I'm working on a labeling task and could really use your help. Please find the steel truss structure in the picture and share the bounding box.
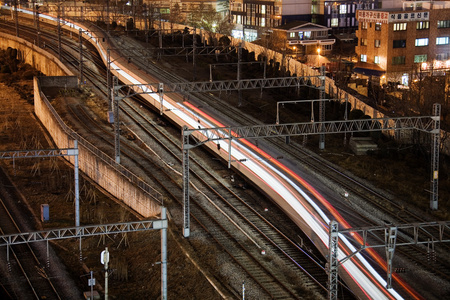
[0,212,168,300]
[109,75,322,163]
[0,143,81,226]
[182,104,440,237]
[156,45,239,57]
[328,220,450,300]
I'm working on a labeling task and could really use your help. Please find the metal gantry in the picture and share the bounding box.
[0,211,168,300]
[0,142,81,226]
[109,75,322,164]
[275,98,339,125]
[327,220,450,300]
[182,106,440,237]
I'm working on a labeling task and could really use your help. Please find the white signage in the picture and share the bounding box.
[389,11,429,22]
[357,10,430,24]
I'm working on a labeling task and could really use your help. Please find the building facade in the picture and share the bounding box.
[324,0,379,33]
[230,0,383,41]
[355,1,450,85]
[273,21,335,55]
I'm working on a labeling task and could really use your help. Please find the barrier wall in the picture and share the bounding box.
[34,77,162,217]
[0,32,72,76]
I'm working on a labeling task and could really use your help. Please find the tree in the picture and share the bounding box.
[168,3,184,32]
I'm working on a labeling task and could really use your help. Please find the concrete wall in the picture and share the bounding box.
[0,32,72,76]
[34,76,162,217]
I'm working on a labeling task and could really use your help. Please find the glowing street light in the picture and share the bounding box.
[317,47,321,66]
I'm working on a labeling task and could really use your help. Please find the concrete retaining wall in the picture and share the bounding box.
[34,77,162,217]
[0,32,72,76]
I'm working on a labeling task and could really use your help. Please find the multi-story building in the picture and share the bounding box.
[355,1,450,86]
[324,0,379,33]
[230,0,382,41]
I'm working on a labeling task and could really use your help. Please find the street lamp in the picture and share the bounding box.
[317,47,321,66]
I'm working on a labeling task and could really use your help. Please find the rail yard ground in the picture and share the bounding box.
[0,80,226,299]
[1,39,450,299]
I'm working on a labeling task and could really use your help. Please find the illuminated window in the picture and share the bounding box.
[374,56,380,64]
[361,22,367,29]
[331,18,338,27]
[416,21,429,30]
[437,20,450,28]
[393,40,406,48]
[436,37,449,45]
[415,38,428,46]
[375,23,382,30]
[261,5,266,14]
[393,23,407,31]
[414,54,427,63]
[261,18,265,27]
[375,40,381,48]
[392,56,405,65]
[290,32,295,38]
[360,54,367,62]
[360,38,367,46]
[339,4,347,14]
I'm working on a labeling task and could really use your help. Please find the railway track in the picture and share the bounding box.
[62,82,331,298]
[0,167,63,299]
[2,10,449,299]
[100,26,450,298]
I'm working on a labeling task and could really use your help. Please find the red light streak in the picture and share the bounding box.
[183,101,423,299]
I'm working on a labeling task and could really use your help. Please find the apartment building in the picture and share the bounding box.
[230,0,382,41]
[355,1,450,85]
[324,0,378,33]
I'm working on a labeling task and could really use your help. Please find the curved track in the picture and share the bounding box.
[1,6,449,300]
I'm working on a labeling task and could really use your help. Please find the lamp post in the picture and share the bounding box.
[317,47,321,67]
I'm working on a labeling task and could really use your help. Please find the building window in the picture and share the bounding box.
[339,4,347,14]
[289,32,295,38]
[360,54,367,62]
[360,38,367,46]
[374,56,380,64]
[416,21,429,30]
[261,5,266,14]
[375,23,382,30]
[361,22,367,30]
[437,20,450,28]
[375,40,381,48]
[392,56,406,65]
[393,23,407,31]
[436,53,449,60]
[261,18,265,27]
[436,37,449,45]
[331,18,338,27]
[415,38,429,46]
[393,40,406,48]
[414,54,427,63]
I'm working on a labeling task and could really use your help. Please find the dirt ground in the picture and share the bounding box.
[0,81,227,299]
